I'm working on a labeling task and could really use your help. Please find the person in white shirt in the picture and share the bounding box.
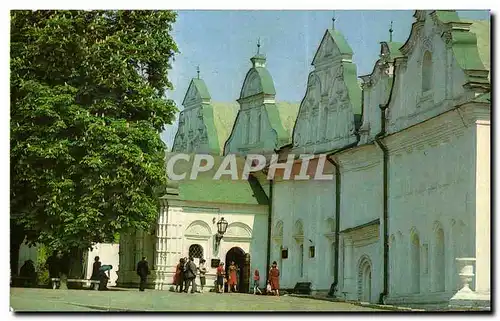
[198,259,207,293]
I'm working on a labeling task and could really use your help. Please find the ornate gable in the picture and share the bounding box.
[312,29,354,66]
[386,10,490,135]
[292,29,361,154]
[182,79,211,107]
[225,52,291,156]
[358,41,401,144]
[173,78,215,154]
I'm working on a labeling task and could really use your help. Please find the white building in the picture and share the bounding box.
[118,10,490,309]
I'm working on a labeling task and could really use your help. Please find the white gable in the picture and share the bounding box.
[292,31,359,154]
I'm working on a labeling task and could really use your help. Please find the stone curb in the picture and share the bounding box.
[288,294,425,312]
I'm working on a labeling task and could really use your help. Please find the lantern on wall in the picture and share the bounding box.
[215,217,228,251]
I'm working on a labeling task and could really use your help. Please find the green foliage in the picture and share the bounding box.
[36,245,49,285]
[11,10,178,251]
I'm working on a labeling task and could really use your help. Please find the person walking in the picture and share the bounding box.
[253,269,262,294]
[269,261,280,296]
[228,261,238,293]
[216,262,225,293]
[198,259,207,293]
[136,256,150,292]
[184,257,197,294]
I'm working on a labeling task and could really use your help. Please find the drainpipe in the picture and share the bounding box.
[265,179,273,285]
[325,136,360,297]
[375,104,389,305]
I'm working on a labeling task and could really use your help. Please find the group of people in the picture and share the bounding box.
[90,256,113,290]
[173,257,207,293]
[137,255,281,295]
[215,261,242,293]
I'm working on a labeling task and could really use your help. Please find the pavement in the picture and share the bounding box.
[10,287,386,312]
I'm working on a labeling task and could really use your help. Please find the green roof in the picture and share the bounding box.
[467,20,490,73]
[164,155,268,205]
[343,62,362,117]
[327,29,354,55]
[181,78,211,105]
[264,102,300,147]
[431,11,490,87]
[276,102,300,140]
[211,102,239,153]
[239,67,276,99]
[387,42,404,59]
[312,29,354,65]
[176,178,268,205]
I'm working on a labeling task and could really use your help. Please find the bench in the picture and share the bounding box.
[11,276,37,287]
[293,282,312,295]
[50,278,100,290]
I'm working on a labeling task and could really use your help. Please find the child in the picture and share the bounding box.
[266,281,272,295]
[253,269,262,294]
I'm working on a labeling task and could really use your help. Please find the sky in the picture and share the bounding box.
[160,10,490,147]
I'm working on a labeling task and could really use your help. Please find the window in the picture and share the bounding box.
[422,51,432,92]
[255,111,261,144]
[189,244,204,260]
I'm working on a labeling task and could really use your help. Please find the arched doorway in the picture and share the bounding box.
[225,247,250,293]
[358,256,372,302]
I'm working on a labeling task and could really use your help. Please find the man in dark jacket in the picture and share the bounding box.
[136,256,150,292]
[184,257,197,294]
[90,256,101,290]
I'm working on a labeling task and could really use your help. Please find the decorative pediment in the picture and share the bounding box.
[185,220,212,239]
[224,222,252,240]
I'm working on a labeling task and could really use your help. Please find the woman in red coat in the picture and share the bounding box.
[269,261,280,296]
[228,261,238,292]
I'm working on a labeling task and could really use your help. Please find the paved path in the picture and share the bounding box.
[10,288,384,312]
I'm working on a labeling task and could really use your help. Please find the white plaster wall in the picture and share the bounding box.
[337,146,383,230]
[387,113,476,299]
[272,180,336,290]
[18,241,38,274]
[151,202,268,291]
[86,243,120,286]
[474,120,490,293]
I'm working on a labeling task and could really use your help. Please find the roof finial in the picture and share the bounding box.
[389,20,393,42]
[196,65,200,79]
[257,37,261,54]
[332,11,336,30]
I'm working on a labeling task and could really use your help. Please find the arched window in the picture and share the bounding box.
[189,244,204,260]
[255,111,261,144]
[422,51,432,92]
[410,230,421,294]
[433,226,445,292]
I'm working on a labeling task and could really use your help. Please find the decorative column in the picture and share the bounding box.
[154,205,167,290]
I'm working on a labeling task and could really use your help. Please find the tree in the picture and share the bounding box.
[10,10,178,258]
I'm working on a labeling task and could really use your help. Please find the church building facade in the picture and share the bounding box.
[117,10,490,309]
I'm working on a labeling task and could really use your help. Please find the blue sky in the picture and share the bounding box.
[161,10,490,147]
